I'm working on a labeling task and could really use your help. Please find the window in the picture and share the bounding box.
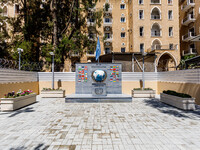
[140,27,144,36]
[120,4,125,9]
[15,4,20,15]
[105,18,111,23]
[121,47,126,53]
[140,43,144,53]
[168,0,172,5]
[105,48,111,54]
[168,10,173,20]
[121,17,126,22]
[139,10,144,19]
[121,32,126,38]
[169,27,173,36]
[139,0,143,4]
[105,33,111,39]
[169,44,173,50]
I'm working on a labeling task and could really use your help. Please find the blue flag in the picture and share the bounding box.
[95,36,101,61]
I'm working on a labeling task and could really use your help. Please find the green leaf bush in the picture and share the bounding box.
[134,88,153,90]
[163,90,192,98]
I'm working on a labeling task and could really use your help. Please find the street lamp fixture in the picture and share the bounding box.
[49,52,55,89]
[17,48,23,70]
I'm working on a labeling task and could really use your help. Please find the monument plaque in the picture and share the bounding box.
[66,63,132,102]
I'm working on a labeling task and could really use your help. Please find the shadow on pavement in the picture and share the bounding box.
[8,107,35,118]
[9,143,49,150]
[144,98,200,119]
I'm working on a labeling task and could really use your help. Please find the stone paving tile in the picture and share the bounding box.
[0,96,200,150]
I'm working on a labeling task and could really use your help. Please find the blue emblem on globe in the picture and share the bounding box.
[92,70,106,82]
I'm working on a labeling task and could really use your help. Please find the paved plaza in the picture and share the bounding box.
[0,96,200,150]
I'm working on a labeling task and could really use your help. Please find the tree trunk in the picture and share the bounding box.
[51,0,58,49]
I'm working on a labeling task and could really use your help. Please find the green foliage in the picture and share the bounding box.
[163,90,192,98]
[0,0,103,70]
[134,88,153,91]
[105,3,110,11]
[183,54,195,60]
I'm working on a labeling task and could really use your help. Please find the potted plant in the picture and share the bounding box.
[160,90,195,110]
[40,88,65,98]
[132,88,155,98]
[1,89,36,112]
[104,3,110,11]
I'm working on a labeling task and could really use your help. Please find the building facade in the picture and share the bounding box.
[180,0,200,57]
[2,0,182,72]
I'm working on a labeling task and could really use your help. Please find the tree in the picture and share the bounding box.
[0,2,10,58]
[1,0,103,71]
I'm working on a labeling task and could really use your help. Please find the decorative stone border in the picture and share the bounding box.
[40,90,65,98]
[160,93,196,110]
[1,94,36,112]
[132,90,156,98]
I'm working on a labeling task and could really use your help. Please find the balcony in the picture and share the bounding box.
[103,21,112,27]
[104,37,113,42]
[182,32,196,42]
[181,1,195,12]
[182,14,195,26]
[151,44,177,51]
[182,48,197,56]
[150,0,161,5]
[151,15,161,20]
[104,8,112,13]
[86,50,95,57]
[151,32,161,37]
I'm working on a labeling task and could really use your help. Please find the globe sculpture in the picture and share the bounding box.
[92,70,106,82]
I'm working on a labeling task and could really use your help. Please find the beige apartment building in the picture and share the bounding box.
[180,0,200,57]
[2,0,183,72]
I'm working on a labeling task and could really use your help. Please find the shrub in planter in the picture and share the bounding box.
[1,89,36,112]
[160,90,195,110]
[132,88,155,98]
[40,88,65,98]
[163,90,192,98]
[4,89,33,98]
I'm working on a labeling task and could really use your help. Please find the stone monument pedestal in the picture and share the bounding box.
[66,63,132,103]
[92,83,107,96]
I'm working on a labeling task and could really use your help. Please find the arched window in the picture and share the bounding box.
[152,39,161,50]
[2,6,7,16]
[151,7,161,20]
[151,0,160,4]
[151,23,161,37]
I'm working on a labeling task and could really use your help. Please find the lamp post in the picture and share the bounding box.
[142,51,147,90]
[49,52,55,89]
[17,48,23,70]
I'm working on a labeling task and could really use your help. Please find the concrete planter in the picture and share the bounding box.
[160,93,196,110]
[40,90,65,98]
[0,94,36,112]
[132,90,156,98]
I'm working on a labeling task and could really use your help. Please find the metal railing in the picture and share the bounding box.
[182,14,195,24]
[182,32,195,41]
[182,48,197,56]
[151,44,177,51]
[151,15,161,19]
[151,32,161,37]
[0,58,65,72]
[181,0,195,10]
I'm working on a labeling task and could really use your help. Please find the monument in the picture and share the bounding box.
[66,63,132,102]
